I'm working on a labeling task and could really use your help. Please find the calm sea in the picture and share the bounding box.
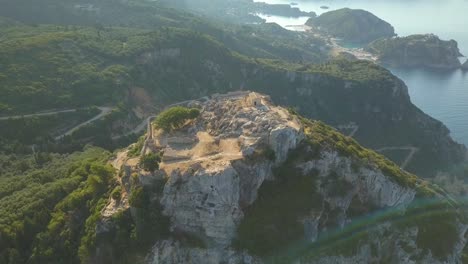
[255,0,468,145]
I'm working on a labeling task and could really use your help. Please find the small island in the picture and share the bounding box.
[305,8,395,44]
[366,34,463,69]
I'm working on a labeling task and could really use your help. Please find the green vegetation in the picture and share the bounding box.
[304,198,460,261]
[0,16,459,177]
[366,34,462,68]
[0,108,99,152]
[249,145,277,162]
[236,147,321,256]
[32,162,115,263]
[262,147,276,161]
[377,149,409,166]
[293,113,450,198]
[304,59,396,83]
[162,0,314,26]
[236,112,461,262]
[129,186,146,209]
[127,135,146,158]
[0,146,112,263]
[0,24,132,113]
[119,180,170,259]
[406,203,459,260]
[306,8,395,44]
[154,107,200,132]
[111,186,122,200]
[293,112,421,191]
[139,152,162,172]
[0,1,465,262]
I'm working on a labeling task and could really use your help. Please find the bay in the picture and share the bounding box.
[255,0,468,145]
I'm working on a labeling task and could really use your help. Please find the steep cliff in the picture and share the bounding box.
[239,61,467,176]
[367,34,464,69]
[129,31,465,176]
[1,18,462,176]
[305,8,395,44]
[96,93,466,264]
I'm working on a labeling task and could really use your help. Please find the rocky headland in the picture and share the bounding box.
[305,8,395,44]
[366,34,464,69]
[92,92,467,264]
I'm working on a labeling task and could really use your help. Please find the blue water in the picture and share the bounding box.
[255,0,468,145]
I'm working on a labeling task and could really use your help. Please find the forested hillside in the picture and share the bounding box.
[0,13,464,176]
[0,147,114,263]
[0,1,467,262]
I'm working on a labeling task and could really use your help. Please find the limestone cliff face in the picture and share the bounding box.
[241,62,466,176]
[112,92,465,264]
[367,34,463,69]
[156,93,303,247]
[294,148,466,264]
[134,42,465,176]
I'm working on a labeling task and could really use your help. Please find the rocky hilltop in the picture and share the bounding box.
[366,34,464,69]
[305,8,395,44]
[93,92,467,264]
[134,40,466,177]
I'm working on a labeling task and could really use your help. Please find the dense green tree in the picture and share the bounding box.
[154,107,200,131]
[139,153,161,172]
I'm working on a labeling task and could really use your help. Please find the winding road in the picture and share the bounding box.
[0,103,421,171]
[112,115,156,140]
[0,109,78,120]
[0,107,114,140]
[0,97,201,142]
[376,146,419,169]
[55,107,113,140]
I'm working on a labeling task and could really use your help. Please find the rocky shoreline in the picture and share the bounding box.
[366,34,464,70]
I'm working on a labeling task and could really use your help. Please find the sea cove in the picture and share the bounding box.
[256,0,468,145]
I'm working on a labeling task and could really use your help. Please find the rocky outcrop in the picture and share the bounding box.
[240,61,467,177]
[132,37,464,177]
[268,125,302,163]
[118,92,466,264]
[305,8,395,44]
[295,148,465,264]
[366,34,464,69]
[301,150,416,208]
[157,93,303,246]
